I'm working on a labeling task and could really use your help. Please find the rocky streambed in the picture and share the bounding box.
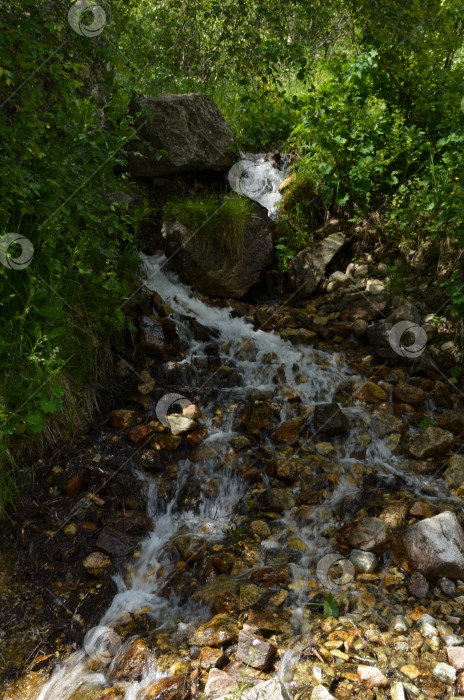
[2,244,464,700]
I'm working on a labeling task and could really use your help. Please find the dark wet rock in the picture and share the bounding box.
[233,399,280,434]
[96,526,137,557]
[256,487,295,512]
[143,675,190,699]
[288,232,346,298]
[366,320,392,348]
[402,511,464,579]
[82,551,111,576]
[408,571,429,598]
[174,535,206,563]
[139,316,173,358]
[248,520,271,539]
[161,202,273,300]
[437,412,464,435]
[236,630,276,670]
[280,328,318,345]
[250,566,290,589]
[266,458,299,484]
[127,93,235,177]
[110,409,138,429]
[57,470,87,496]
[151,433,182,451]
[139,449,162,471]
[443,454,464,489]
[386,303,422,325]
[242,610,286,636]
[188,613,238,647]
[370,411,405,438]
[393,381,426,407]
[272,416,306,445]
[314,403,349,438]
[338,297,387,323]
[339,517,388,553]
[112,510,154,535]
[128,424,155,447]
[111,639,151,681]
[175,481,202,513]
[409,427,454,458]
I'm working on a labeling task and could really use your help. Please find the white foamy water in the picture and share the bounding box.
[228,154,288,217]
[31,254,457,699]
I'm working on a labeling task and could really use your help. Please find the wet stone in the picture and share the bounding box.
[188,614,238,647]
[402,511,464,579]
[174,535,206,563]
[110,409,137,429]
[111,639,151,682]
[390,616,409,635]
[393,381,426,407]
[341,517,388,552]
[408,427,454,459]
[96,526,137,557]
[143,675,189,699]
[314,403,349,438]
[199,647,225,670]
[349,549,376,573]
[438,577,456,597]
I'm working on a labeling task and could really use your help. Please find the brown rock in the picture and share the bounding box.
[174,535,206,563]
[340,517,388,552]
[96,526,137,557]
[151,434,182,450]
[57,470,86,496]
[83,551,111,576]
[110,409,138,429]
[409,427,454,459]
[128,424,154,447]
[409,501,436,518]
[112,510,154,535]
[95,689,124,700]
[250,566,290,589]
[393,381,426,406]
[437,412,464,435]
[272,417,305,445]
[199,647,225,671]
[111,639,151,681]
[353,382,388,403]
[188,614,238,647]
[143,675,190,699]
[248,520,271,539]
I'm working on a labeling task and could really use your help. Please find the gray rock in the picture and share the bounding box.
[310,687,335,700]
[407,571,429,598]
[366,320,393,348]
[326,271,352,293]
[237,630,276,670]
[443,634,464,647]
[204,669,289,700]
[350,549,377,573]
[432,662,456,684]
[403,511,464,579]
[344,517,388,552]
[127,93,235,177]
[288,233,346,298]
[161,201,273,300]
[314,403,349,438]
[438,577,457,597]
[386,303,422,325]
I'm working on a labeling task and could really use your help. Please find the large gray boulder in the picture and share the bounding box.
[402,511,464,579]
[127,93,235,177]
[288,232,346,297]
[204,669,289,700]
[161,201,274,299]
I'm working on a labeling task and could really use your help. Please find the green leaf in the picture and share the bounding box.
[323,593,339,618]
[24,410,47,433]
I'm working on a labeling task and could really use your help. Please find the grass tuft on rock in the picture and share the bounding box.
[163,195,254,259]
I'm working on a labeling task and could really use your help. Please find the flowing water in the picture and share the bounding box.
[29,250,460,700]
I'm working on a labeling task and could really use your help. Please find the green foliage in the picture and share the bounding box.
[163,195,254,258]
[304,593,340,618]
[419,418,437,431]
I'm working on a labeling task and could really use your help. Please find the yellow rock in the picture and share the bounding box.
[401,665,420,680]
